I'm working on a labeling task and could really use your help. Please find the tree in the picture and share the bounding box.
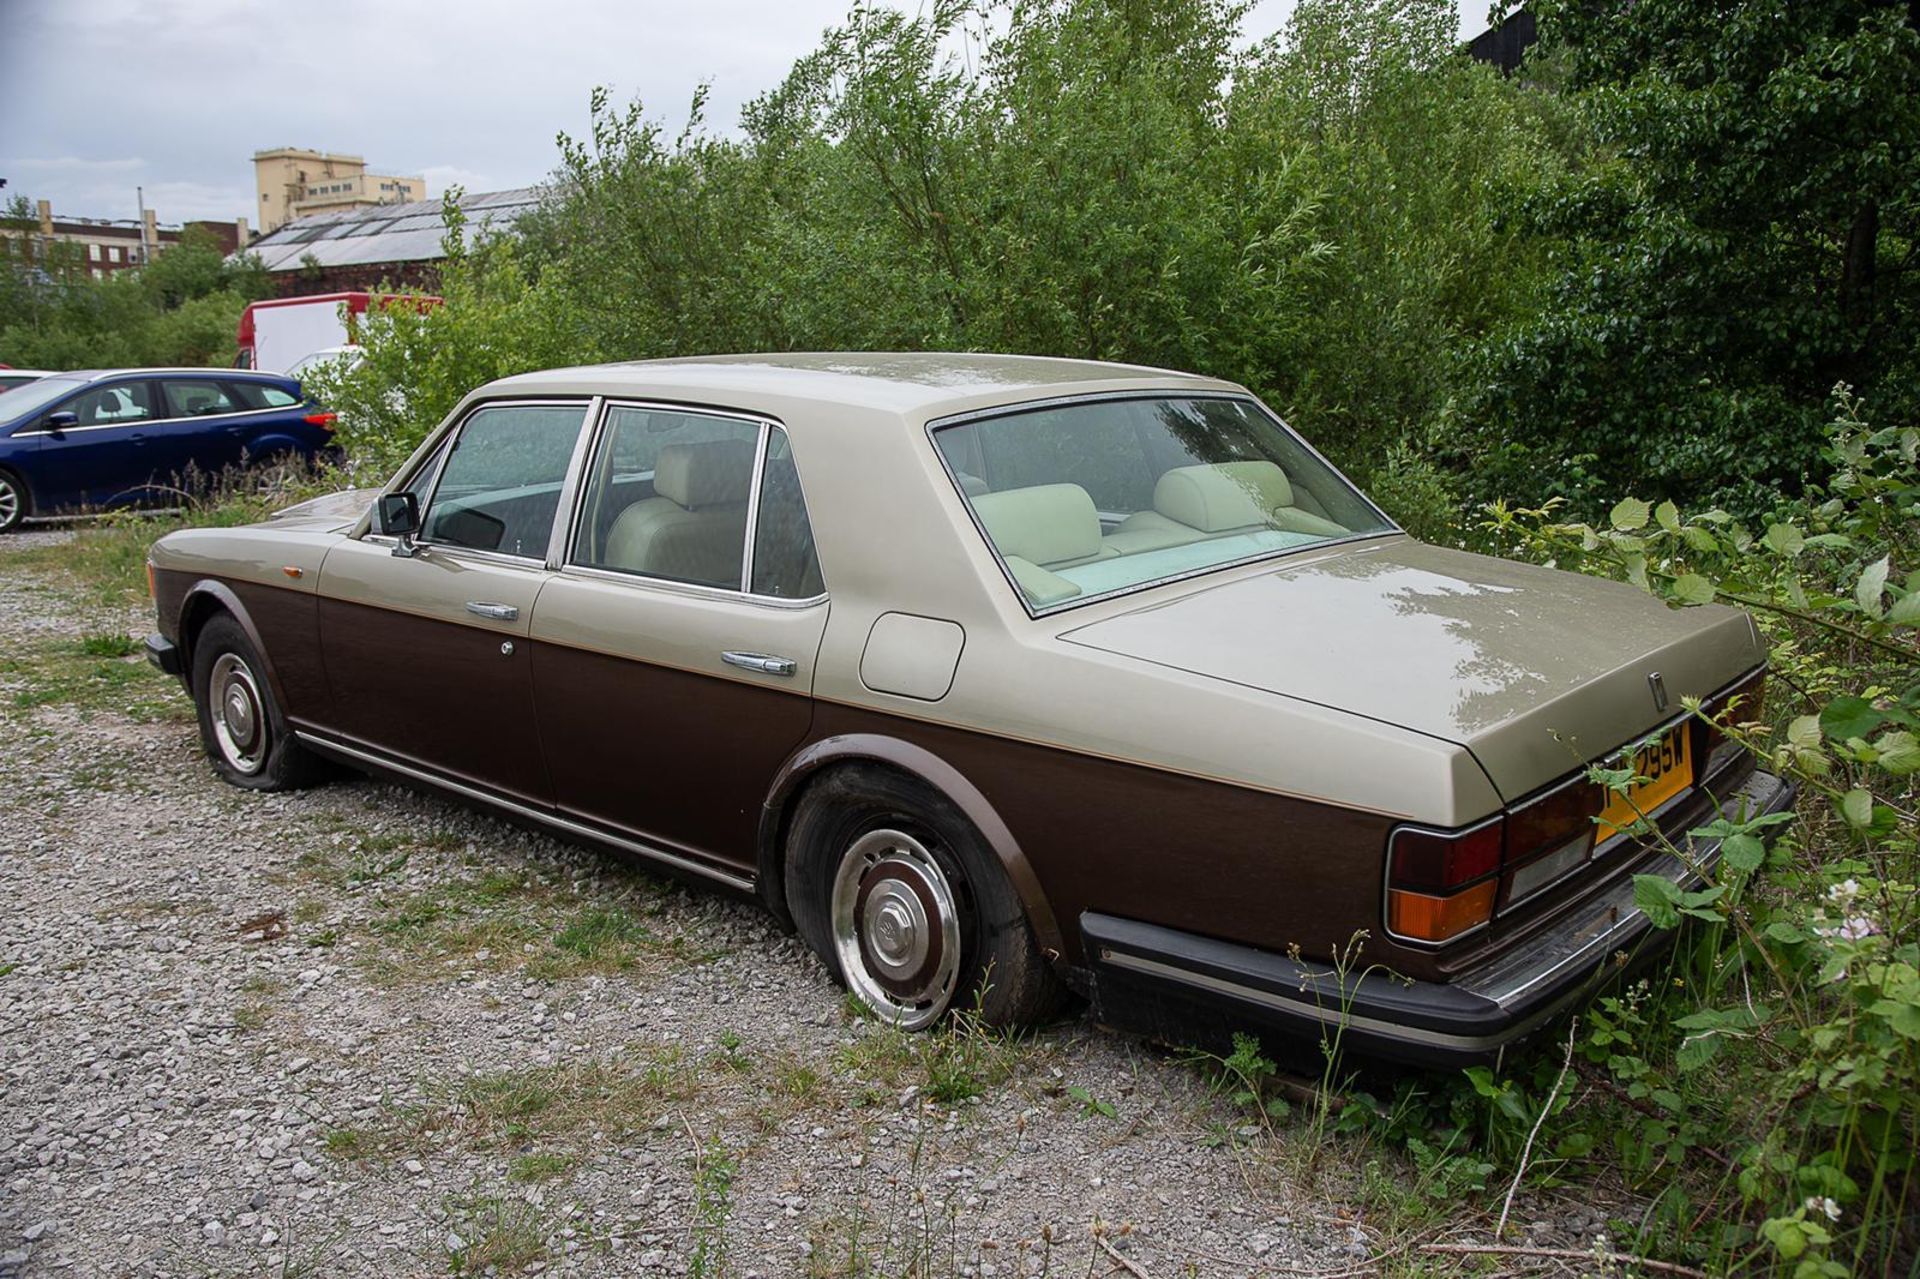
[1468,0,1920,513]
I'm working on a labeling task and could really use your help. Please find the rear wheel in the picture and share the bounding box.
[785,767,1067,1030]
[0,469,28,533]
[190,614,324,791]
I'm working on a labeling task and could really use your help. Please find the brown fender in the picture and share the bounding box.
[173,578,291,714]
[758,733,1066,962]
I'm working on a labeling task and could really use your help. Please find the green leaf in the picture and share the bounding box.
[1680,525,1720,553]
[1855,555,1890,619]
[1889,591,1920,626]
[1839,789,1874,829]
[1720,833,1765,872]
[1871,730,1920,775]
[1763,523,1805,556]
[1787,715,1823,748]
[1633,874,1682,929]
[1820,696,1885,741]
[1670,573,1716,605]
[1764,921,1805,944]
[1654,500,1680,531]
[1866,999,1920,1040]
[1611,498,1650,531]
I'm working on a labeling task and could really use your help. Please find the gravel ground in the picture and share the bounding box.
[0,541,1396,1278]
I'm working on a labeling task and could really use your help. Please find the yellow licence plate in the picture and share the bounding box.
[1597,723,1693,843]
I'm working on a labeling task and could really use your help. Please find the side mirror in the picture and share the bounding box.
[42,410,78,433]
[374,492,422,558]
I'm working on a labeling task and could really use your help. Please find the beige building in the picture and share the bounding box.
[252,147,425,233]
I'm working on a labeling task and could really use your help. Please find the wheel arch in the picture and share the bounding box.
[757,733,1065,963]
[175,579,291,712]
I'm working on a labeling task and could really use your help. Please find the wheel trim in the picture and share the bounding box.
[0,477,19,526]
[831,828,961,1030]
[209,652,268,775]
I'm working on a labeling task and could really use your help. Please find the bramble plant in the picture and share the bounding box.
[1482,387,1918,1274]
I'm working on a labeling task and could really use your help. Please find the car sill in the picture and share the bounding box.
[292,730,756,893]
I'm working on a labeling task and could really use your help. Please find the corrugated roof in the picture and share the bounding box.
[241,187,541,271]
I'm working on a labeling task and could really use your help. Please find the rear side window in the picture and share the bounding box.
[229,381,301,410]
[70,381,155,426]
[571,406,761,589]
[422,403,589,559]
[162,380,237,418]
[750,428,823,599]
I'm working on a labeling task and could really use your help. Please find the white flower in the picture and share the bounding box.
[1826,878,1861,904]
[1804,1196,1842,1222]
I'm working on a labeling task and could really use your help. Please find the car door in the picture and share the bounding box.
[530,403,829,876]
[315,399,594,806]
[28,378,163,508]
[156,376,253,482]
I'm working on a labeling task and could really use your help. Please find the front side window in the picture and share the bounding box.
[71,380,155,426]
[162,380,237,418]
[571,406,760,590]
[420,403,589,559]
[934,396,1394,612]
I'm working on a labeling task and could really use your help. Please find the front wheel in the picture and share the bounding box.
[0,469,29,533]
[785,767,1067,1030]
[190,614,323,791]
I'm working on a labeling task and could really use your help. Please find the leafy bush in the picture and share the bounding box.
[1473,387,1918,1273]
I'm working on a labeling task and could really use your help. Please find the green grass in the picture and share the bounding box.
[507,1152,577,1183]
[446,1194,548,1275]
[0,634,185,723]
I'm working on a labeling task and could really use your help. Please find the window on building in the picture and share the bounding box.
[88,243,101,262]
[108,246,121,263]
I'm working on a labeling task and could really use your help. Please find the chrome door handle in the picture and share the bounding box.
[722,651,796,677]
[465,601,519,621]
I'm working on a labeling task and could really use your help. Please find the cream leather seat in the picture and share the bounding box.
[602,440,755,586]
[1149,460,1349,538]
[972,483,1111,570]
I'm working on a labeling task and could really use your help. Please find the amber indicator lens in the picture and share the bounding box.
[1388,881,1497,944]
[1387,822,1502,893]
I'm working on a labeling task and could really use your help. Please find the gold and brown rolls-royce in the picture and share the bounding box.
[143,354,1793,1064]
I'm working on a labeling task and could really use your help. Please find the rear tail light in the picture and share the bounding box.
[304,411,338,431]
[1386,820,1502,944]
[1387,779,1606,946]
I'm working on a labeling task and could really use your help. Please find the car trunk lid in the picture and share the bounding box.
[1058,537,1762,802]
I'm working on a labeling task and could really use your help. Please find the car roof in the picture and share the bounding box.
[482,352,1240,420]
[55,368,294,382]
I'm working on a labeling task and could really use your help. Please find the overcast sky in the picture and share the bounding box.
[0,0,1488,228]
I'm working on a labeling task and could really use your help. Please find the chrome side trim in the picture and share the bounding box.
[293,730,756,893]
[557,561,829,611]
[739,423,771,593]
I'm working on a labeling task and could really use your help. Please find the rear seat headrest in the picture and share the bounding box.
[1154,460,1294,532]
[972,483,1103,568]
[654,439,756,509]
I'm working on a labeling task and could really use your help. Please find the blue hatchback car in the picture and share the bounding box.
[0,368,339,532]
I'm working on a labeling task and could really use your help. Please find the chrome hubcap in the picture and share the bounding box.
[209,653,267,774]
[0,478,18,526]
[831,829,961,1030]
